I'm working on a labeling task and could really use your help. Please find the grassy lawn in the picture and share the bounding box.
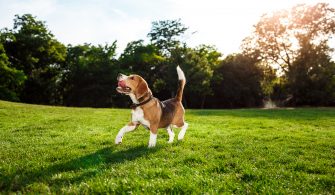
[0,100,334,194]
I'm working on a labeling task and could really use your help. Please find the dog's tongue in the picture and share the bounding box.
[118,80,126,88]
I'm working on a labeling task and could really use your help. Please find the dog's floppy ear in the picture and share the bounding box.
[135,79,151,100]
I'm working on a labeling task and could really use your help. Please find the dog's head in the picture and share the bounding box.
[116,73,151,99]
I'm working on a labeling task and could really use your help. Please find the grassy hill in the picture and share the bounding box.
[0,100,334,194]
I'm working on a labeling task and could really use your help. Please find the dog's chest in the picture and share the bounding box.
[132,107,150,128]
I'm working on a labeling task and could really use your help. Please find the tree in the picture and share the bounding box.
[287,41,335,106]
[0,43,26,101]
[1,14,66,104]
[243,3,335,73]
[61,43,118,107]
[209,54,264,108]
[147,19,188,55]
[242,3,335,106]
[169,45,219,108]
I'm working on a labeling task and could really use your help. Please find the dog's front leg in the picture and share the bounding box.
[166,126,175,143]
[148,126,158,148]
[115,122,138,144]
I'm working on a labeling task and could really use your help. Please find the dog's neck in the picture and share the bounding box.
[129,91,152,105]
[139,92,152,102]
[129,93,139,104]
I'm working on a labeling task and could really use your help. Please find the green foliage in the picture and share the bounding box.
[0,100,334,193]
[147,19,188,55]
[1,14,66,104]
[287,41,335,106]
[3,14,66,75]
[210,54,264,108]
[0,43,26,101]
[61,43,118,107]
[195,44,222,69]
[243,3,335,106]
[118,40,166,95]
[169,46,217,108]
[243,3,335,72]
[259,64,277,97]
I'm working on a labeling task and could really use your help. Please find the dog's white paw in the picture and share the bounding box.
[168,133,175,143]
[115,136,123,144]
[178,123,188,140]
[148,132,157,148]
[178,131,185,140]
[148,142,156,148]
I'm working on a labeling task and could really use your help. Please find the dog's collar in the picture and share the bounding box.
[131,95,153,109]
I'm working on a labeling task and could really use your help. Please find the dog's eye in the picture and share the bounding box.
[130,76,134,80]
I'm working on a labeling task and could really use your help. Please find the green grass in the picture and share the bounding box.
[0,100,334,194]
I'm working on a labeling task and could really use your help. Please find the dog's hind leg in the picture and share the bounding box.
[178,122,188,140]
[115,122,139,144]
[166,126,175,143]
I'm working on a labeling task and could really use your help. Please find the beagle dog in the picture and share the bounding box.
[115,66,188,147]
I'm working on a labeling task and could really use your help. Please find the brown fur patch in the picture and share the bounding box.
[135,79,150,99]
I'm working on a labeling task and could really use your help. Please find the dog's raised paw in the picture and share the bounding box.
[115,137,123,144]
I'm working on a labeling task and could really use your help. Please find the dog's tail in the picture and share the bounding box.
[175,66,186,102]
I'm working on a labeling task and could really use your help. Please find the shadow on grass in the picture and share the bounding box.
[2,145,158,192]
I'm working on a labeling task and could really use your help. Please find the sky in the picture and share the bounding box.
[0,0,334,56]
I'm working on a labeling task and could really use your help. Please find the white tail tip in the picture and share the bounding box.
[176,66,185,81]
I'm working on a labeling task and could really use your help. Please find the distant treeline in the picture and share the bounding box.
[1,3,335,108]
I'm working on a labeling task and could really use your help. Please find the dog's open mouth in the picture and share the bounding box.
[116,86,131,94]
[116,80,131,94]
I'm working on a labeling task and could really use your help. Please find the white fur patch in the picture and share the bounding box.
[176,66,185,81]
[166,126,175,143]
[115,125,137,144]
[148,131,157,148]
[119,74,128,81]
[132,107,150,128]
[178,122,188,140]
[129,93,139,104]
